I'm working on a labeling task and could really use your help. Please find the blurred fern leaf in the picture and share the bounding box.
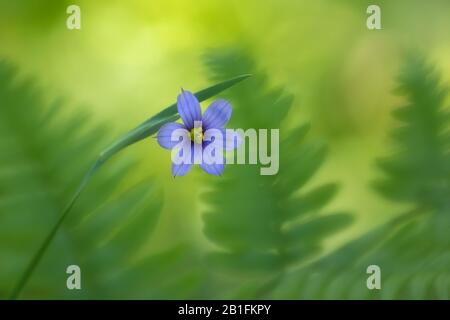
[201,49,352,298]
[0,61,199,299]
[272,55,450,299]
[374,55,450,211]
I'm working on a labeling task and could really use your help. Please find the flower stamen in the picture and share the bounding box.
[190,127,203,144]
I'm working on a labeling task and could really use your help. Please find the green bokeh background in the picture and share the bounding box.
[0,0,449,299]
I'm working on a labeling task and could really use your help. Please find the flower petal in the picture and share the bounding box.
[177,90,202,129]
[200,162,224,176]
[203,99,232,130]
[201,136,224,176]
[157,122,187,149]
[171,143,194,177]
[203,128,241,151]
[172,162,193,177]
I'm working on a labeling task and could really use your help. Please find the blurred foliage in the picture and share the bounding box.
[2,49,448,300]
[1,0,450,300]
[271,56,450,299]
[0,62,201,299]
[0,0,71,28]
[201,49,352,298]
[374,55,450,211]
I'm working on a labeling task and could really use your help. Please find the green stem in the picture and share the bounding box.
[8,159,103,300]
[8,74,251,299]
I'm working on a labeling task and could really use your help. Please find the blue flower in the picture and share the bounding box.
[157,90,238,177]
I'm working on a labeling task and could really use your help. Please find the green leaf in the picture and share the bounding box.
[284,184,340,221]
[200,48,352,298]
[272,54,450,300]
[207,251,284,275]
[374,54,450,211]
[285,213,353,248]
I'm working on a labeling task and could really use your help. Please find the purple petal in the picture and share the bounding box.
[200,162,224,176]
[201,137,224,176]
[202,128,241,151]
[157,122,187,149]
[203,99,232,130]
[202,128,223,149]
[171,143,194,177]
[172,162,193,177]
[177,90,202,129]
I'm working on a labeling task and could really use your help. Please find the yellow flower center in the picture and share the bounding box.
[190,127,203,144]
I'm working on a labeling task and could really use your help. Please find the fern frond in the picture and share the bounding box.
[201,49,352,298]
[273,55,450,299]
[0,61,200,299]
[374,55,450,211]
